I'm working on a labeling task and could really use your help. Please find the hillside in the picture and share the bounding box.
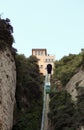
[0,17,84,130]
[49,51,84,130]
[12,54,44,130]
[0,17,44,130]
[65,70,84,101]
[0,18,16,130]
[52,52,84,87]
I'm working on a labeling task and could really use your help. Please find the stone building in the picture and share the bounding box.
[32,48,55,75]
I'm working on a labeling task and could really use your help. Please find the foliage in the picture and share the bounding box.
[80,48,84,69]
[0,18,14,50]
[13,99,43,130]
[50,51,84,130]
[13,55,44,130]
[53,53,83,87]
[76,87,84,126]
[48,90,77,130]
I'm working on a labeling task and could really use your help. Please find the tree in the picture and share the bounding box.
[48,90,77,130]
[13,54,44,130]
[77,87,84,126]
[0,18,14,50]
[53,53,83,87]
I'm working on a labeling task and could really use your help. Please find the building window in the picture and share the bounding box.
[41,51,43,55]
[38,51,40,55]
[40,65,43,69]
[45,59,47,62]
[51,59,54,62]
[47,59,49,62]
[35,51,37,55]
[38,58,40,61]
[49,59,50,62]
[45,58,54,62]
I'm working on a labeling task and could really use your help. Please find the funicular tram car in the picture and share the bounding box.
[45,83,50,94]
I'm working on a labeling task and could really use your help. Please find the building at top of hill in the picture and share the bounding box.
[32,48,55,76]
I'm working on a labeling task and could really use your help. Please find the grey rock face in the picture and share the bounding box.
[65,70,84,101]
[0,48,16,130]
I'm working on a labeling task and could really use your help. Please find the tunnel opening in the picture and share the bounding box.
[46,64,52,74]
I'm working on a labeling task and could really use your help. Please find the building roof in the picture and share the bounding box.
[32,48,47,51]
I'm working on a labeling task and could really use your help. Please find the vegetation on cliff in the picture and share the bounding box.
[53,51,84,87]
[76,87,84,126]
[0,18,14,49]
[13,54,44,130]
[0,17,17,57]
[49,89,84,130]
[48,90,77,130]
[49,51,84,130]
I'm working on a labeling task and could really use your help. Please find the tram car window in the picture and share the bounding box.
[45,85,50,94]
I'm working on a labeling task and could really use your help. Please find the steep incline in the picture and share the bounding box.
[41,74,50,130]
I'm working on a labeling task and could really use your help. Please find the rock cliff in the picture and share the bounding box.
[0,48,16,130]
[65,69,84,101]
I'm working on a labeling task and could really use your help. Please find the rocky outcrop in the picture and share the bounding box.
[0,48,16,130]
[65,70,84,101]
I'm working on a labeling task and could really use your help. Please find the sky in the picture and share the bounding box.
[0,0,84,60]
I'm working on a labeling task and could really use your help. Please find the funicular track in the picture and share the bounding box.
[41,74,51,130]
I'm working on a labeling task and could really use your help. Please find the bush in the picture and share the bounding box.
[48,90,77,130]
